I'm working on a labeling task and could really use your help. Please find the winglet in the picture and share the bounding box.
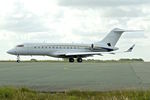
[125,44,135,52]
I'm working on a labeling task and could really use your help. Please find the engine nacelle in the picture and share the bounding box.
[90,44,119,51]
[90,44,99,50]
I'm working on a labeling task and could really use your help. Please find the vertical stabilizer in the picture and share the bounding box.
[96,28,128,47]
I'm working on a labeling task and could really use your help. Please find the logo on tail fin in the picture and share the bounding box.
[107,43,111,47]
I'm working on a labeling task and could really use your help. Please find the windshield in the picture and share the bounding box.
[16,45,24,47]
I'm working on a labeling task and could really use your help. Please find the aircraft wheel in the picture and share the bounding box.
[77,58,82,63]
[17,60,20,63]
[17,55,20,63]
[69,58,74,62]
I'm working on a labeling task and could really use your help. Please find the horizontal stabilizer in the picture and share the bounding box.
[113,28,143,32]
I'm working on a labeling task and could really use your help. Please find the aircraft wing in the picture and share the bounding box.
[107,44,135,55]
[125,44,135,52]
[50,44,135,57]
[49,51,103,58]
[65,52,103,57]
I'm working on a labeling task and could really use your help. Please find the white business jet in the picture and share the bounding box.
[7,28,136,63]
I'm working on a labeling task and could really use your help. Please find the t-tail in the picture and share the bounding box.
[95,28,142,48]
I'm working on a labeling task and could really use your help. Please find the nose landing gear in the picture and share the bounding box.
[17,55,20,63]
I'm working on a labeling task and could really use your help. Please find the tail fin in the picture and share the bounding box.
[96,28,141,47]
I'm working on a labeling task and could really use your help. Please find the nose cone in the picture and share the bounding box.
[7,49,16,55]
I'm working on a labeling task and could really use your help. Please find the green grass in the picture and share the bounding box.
[0,87,150,100]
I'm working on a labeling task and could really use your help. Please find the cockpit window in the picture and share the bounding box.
[17,45,24,47]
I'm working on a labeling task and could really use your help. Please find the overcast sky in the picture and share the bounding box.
[0,0,150,61]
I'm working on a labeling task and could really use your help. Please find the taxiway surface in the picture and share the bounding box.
[0,62,149,91]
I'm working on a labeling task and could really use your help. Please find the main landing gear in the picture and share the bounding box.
[17,55,20,63]
[69,58,74,62]
[69,58,82,63]
[77,58,82,63]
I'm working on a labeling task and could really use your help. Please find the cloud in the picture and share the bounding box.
[100,7,148,18]
[58,0,150,18]
[59,0,150,7]
[0,0,149,61]
[0,15,49,33]
[0,3,50,33]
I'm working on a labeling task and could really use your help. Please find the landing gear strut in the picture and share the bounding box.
[77,58,82,63]
[17,55,20,63]
[69,58,74,63]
